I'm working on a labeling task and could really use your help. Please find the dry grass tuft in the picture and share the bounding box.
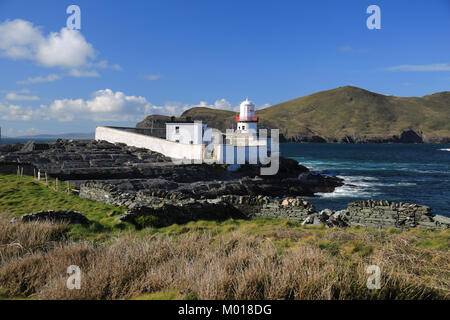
[0,217,448,300]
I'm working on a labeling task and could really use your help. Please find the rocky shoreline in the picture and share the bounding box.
[2,139,449,231]
[78,181,449,230]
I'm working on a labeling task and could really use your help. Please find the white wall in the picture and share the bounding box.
[95,126,205,161]
[166,122,205,145]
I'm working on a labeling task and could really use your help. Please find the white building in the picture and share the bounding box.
[166,121,207,145]
[95,98,271,165]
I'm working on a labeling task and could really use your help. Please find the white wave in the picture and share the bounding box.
[439,148,450,152]
[316,175,381,199]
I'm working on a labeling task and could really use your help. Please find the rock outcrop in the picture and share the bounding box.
[79,179,449,231]
[10,210,91,226]
[117,200,246,228]
[0,139,343,196]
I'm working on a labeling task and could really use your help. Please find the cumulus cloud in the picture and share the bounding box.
[191,99,235,111]
[386,63,450,72]
[0,19,120,81]
[0,19,95,68]
[0,101,44,121]
[3,89,270,123]
[35,28,96,68]
[0,19,43,59]
[47,89,159,122]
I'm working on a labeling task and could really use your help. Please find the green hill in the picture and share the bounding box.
[137,86,450,143]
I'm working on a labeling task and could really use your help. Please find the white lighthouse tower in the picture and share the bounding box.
[236,98,258,133]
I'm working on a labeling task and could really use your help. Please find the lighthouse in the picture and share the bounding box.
[236,98,258,133]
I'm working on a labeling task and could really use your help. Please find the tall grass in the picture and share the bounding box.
[0,174,448,300]
[0,218,448,300]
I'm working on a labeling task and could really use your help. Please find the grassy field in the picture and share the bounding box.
[0,174,129,239]
[0,173,448,300]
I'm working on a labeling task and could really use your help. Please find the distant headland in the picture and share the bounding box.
[138,86,450,144]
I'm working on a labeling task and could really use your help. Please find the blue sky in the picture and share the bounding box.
[0,0,449,136]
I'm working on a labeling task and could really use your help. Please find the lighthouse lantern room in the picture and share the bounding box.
[236,98,258,133]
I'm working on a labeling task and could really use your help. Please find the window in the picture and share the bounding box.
[190,140,193,144]
[242,125,246,130]
[175,126,180,133]
[175,139,180,143]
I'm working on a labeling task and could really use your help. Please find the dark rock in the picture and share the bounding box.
[118,201,246,228]
[11,210,91,226]
[20,141,51,153]
[398,130,423,143]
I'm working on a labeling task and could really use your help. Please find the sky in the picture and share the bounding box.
[0,0,449,136]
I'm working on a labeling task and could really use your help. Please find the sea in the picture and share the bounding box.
[281,143,450,217]
[2,138,450,217]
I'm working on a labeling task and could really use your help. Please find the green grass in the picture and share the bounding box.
[0,172,449,300]
[1,173,448,253]
[0,174,130,239]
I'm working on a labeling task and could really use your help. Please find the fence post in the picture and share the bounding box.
[56,178,58,191]
[45,172,48,186]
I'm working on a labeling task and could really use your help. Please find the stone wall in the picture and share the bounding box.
[219,195,315,220]
[344,200,450,230]
[80,181,315,219]
[79,182,449,230]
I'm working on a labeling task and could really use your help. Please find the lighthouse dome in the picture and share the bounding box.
[240,98,255,108]
[238,98,257,124]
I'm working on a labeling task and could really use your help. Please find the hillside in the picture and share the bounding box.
[137,86,450,143]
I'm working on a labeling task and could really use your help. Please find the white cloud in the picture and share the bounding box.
[2,89,270,123]
[47,89,158,122]
[0,19,43,59]
[386,63,450,72]
[0,101,44,121]
[142,74,161,81]
[69,69,100,78]
[191,99,235,111]
[36,28,96,68]
[339,45,353,52]
[17,73,62,84]
[93,60,122,71]
[17,69,101,84]
[338,45,369,53]
[17,73,63,84]
[0,19,96,68]
[6,92,40,101]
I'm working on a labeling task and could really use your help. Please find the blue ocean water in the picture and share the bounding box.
[281,143,450,217]
[1,138,55,144]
